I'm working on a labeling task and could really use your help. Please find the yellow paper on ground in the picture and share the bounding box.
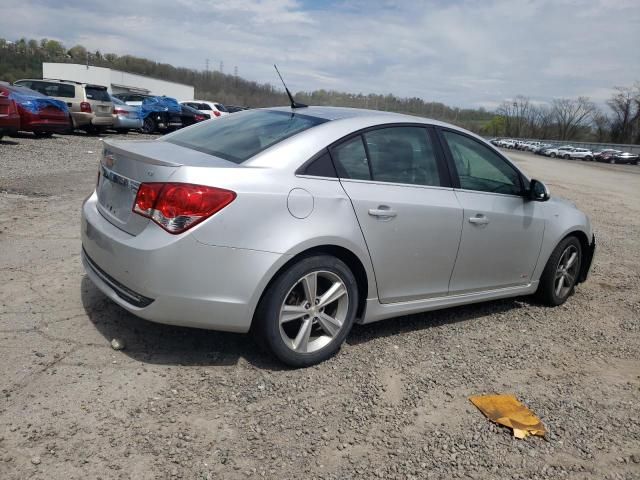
[469,394,546,439]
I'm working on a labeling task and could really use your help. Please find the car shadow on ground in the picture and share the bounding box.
[81,276,535,371]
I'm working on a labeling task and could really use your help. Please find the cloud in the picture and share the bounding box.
[1,0,638,108]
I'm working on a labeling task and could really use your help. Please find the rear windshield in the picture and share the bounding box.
[163,109,327,163]
[85,86,111,102]
[214,103,228,112]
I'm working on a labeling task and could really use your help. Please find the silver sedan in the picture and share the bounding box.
[81,107,595,366]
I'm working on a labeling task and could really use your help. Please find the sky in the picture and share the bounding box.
[2,0,639,109]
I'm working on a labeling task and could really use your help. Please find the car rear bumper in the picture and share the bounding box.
[114,116,143,129]
[71,112,114,128]
[81,192,285,333]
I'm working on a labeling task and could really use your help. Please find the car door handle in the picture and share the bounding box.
[368,206,397,218]
[469,214,489,225]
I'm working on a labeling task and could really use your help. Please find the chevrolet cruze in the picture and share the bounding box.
[81,107,595,366]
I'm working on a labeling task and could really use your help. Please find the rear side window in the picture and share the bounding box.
[331,136,371,180]
[85,86,110,101]
[163,109,327,163]
[363,127,441,186]
[25,81,75,98]
[198,103,212,110]
[215,103,228,112]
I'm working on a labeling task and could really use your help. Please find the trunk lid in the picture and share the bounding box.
[96,139,238,235]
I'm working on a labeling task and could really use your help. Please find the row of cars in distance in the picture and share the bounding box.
[0,77,248,140]
[490,138,639,165]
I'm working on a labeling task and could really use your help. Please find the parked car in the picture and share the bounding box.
[607,151,639,165]
[225,105,249,113]
[593,149,622,162]
[82,106,595,367]
[544,146,574,158]
[14,79,113,133]
[0,83,71,137]
[111,96,143,133]
[180,103,210,127]
[534,144,553,155]
[134,96,183,134]
[180,100,229,118]
[566,148,593,161]
[0,83,20,140]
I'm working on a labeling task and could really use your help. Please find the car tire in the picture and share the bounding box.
[585,156,592,161]
[537,236,582,307]
[563,154,570,159]
[550,153,556,158]
[609,158,615,164]
[33,131,53,138]
[253,255,358,367]
[142,117,156,134]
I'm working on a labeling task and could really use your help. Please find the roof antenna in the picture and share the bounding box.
[274,64,307,109]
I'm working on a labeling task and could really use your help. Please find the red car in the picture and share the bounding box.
[0,88,20,141]
[0,84,72,138]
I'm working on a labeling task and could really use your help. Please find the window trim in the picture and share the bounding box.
[298,123,453,188]
[436,126,527,197]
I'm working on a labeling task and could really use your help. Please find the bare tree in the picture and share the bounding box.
[607,85,640,143]
[497,95,531,137]
[591,109,611,143]
[552,97,596,140]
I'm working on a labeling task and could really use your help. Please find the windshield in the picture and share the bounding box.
[163,109,327,163]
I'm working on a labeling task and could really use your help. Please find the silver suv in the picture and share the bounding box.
[14,79,114,133]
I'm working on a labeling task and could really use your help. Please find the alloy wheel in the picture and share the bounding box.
[278,270,349,354]
[554,245,580,298]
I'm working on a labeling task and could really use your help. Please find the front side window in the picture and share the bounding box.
[163,109,327,163]
[443,130,522,195]
[363,127,441,186]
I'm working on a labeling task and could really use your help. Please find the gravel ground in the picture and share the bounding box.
[0,132,639,480]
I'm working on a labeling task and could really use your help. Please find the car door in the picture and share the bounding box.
[439,128,545,294]
[331,125,463,303]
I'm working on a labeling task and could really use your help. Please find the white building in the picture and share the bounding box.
[42,63,194,100]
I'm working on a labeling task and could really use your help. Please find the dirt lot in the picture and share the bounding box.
[1,132,639,480]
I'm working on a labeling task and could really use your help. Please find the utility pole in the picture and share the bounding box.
[205,58,209,75]
[234,66,238,87]
[219,61,224,74]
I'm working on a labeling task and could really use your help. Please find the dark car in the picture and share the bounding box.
[225,105,249,113]
[0,84,21,140]
[593,149,622,163]
[608,152,639,165]
[0,83,71,138]
[116,95,183,134]
[180,104,210,128]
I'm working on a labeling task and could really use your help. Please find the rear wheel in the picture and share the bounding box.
[142,117,156,134]
[537,236,582,306]
[609,158,615,164]
[550,153,557,158]
[563,154,570,159]
[253,255,358,367]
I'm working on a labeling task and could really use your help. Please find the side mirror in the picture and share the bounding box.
[529,179,550,202]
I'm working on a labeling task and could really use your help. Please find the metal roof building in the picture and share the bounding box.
[42,63,194,100]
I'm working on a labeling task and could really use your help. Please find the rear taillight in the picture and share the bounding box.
[213,110,221,117]
[80,102,92,113]
[195,114,205,121]
[133,183,236,234]
[113,108,128,115]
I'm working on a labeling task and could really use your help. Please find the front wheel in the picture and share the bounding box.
[563,154,570,159]
[537,236,582,306]
[550,153,557,158]
[142,117,156,134]
[609,158,615,164]
[253,255,358,367]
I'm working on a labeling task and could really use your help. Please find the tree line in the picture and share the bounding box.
[1,37,638,144]
[484,87,640,144]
